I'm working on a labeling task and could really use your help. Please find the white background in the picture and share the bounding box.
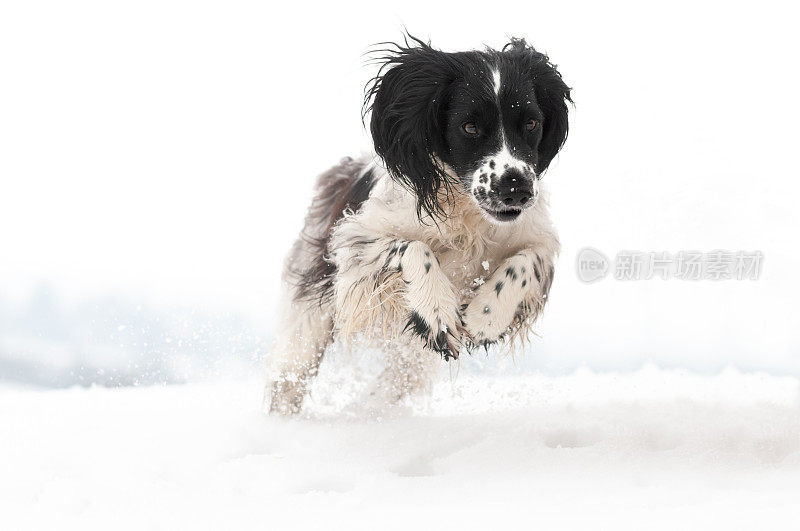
[1,0,799,384]
[3,2,800,528]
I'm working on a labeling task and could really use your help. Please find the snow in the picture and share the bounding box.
[2,367,799,530]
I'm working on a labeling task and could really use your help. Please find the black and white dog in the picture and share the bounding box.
[267,37,571,414]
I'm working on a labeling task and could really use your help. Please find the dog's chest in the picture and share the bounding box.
[427,236,518,302]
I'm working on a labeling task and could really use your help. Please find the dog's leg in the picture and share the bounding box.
[462,248,555,346]
[266,298,333,415]
[334,238,462,359]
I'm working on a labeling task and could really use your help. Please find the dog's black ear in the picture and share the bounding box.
[503,39,572,174]
[364,36,454,220]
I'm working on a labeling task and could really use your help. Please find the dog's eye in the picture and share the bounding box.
[463,122,478,135]
[525,119,537,132]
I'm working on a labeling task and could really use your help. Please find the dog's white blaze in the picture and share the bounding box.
[492,143,532,174]
[492,69,501,95]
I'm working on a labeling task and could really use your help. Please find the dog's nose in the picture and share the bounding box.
[496,169,532,207]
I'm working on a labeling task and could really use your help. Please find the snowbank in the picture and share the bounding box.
[2,367,799,529]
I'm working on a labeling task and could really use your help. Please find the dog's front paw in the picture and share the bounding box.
[463,287,515,347]
[404,305,462,360]
[397,241,463,360]
[463,255,537,346]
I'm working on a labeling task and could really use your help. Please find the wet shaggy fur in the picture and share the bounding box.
[267,36,571,414]
[287,159,374,305]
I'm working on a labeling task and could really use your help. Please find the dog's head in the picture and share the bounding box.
[365,36,571,223]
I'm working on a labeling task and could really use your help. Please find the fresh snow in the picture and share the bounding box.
[2,366,799,530]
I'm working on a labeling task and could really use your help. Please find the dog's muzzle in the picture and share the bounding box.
[484,168,539,222]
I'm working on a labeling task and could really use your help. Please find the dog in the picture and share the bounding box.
[266,36,571,414]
